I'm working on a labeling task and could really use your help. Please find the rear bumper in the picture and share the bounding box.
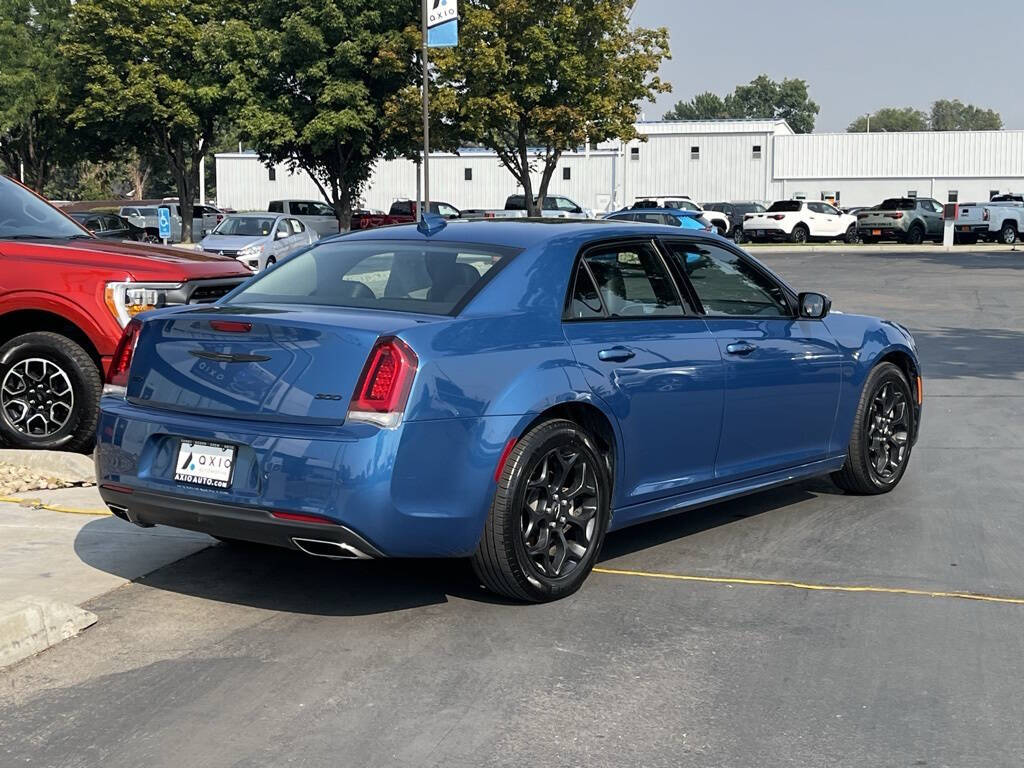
[100,486,384,557]
[743,224,789,240]
[96,397,524,558]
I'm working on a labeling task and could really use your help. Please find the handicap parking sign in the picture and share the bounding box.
[157,206,172,240]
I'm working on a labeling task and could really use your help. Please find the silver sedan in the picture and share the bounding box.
[197,213,319,271]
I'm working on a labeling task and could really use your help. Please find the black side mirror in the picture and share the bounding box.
[798,292,831,319]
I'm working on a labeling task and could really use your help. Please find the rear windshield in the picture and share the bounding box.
[663,199,699,211]
[879,199,915,211]
[734,203,765,215]
[137,207,159,215]
[767,201,802,212]
[215,216,277,236]
[226,240,517,315]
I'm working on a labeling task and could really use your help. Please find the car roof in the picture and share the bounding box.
[609,207,702,217]
[335,218,724,249]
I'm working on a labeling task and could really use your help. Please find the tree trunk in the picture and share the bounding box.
[535,149,562,217]
[516,128,538,217]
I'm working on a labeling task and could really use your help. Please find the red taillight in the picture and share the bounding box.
[769,214,786,220]
[210,320,252,333]
[348,337,418,427]
[885,212,904,220]
[106,318,142,387]
[271,510,336,526]
[983,209,990,221]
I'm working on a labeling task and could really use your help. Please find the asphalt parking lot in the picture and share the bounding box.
[2,247,1023,768]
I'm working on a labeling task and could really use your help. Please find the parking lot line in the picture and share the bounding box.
[592,567,1024,607]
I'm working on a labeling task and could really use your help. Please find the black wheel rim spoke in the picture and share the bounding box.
[519,444,601,579]
[1,358,74,438]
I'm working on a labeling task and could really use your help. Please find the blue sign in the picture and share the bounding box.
[157,206,171,240]
[427,0,458,47]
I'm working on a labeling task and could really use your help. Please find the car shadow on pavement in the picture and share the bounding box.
[75,480,841,615]
[848,249,1024,270]
[912,326,1024,380]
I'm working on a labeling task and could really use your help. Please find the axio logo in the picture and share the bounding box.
[428,0,457,27]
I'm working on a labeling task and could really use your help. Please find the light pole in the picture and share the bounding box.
[421,0,430,222]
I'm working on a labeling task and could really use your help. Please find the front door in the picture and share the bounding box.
[563,239,724,509]
[662,238,842,481]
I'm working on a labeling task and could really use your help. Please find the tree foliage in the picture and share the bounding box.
[847,107,929,133]
[436,0,670,216]
[231,0,424,230]
[930,99,1002,131]
[664,75,819,133]
[0,0,78,192]
[62,0,242,240]
[848,101,1002,132]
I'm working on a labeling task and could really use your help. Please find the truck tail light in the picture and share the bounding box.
[983,209,990,221]
[769,214,785,220]
[885,212,904,220]
[347,337,418,428]
[105,318,143,390]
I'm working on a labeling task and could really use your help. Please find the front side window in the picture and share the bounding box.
[666,242,789,318]
[275,219,290,238]
[582,242,683,318]
[0,177,91,240]
[437,203,460,218]
[226,240,515,315]
[289,219,305,233]
[554,197,579,212]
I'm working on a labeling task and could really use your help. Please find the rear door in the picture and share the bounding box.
[662,238,842,481]
[562,238,724,510]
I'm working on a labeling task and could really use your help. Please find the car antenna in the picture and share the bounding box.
[417,212,447,236]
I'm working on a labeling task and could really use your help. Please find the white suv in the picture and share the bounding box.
[743,200,858,244]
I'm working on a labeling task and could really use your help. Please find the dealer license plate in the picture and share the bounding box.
[871,229,882,236]
[174,440,236,489]
[756,230,765,237]
[959,225,971,232]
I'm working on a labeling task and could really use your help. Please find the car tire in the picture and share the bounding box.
[832,362,915,495]
[472,419,611,602]
[999,222,1018,245]
[0,332,102,453]
[731,227,746,244]
[905,224,925,245]
[789,224,809,244]
[844,224,859,244]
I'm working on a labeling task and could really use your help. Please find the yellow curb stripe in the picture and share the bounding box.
[592,566,1024,607]
[0,495,111,517]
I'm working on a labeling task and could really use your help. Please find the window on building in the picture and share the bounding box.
[464,167,472,181]
[630,147,640,160]
[907,190,917,198]
[268,166,276,182]
[948,190,959,203]
[752,144,762,159]
[690,146,700,160]
[563,167,571,181]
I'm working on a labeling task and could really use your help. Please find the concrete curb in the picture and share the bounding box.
[746,243,1021,254]
[0,596,97,669]
[0,449,95,485]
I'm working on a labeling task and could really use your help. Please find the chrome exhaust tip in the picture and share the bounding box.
[291,537,372,560]
[107,504,130,521]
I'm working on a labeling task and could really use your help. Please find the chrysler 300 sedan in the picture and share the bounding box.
[96,218,922,602]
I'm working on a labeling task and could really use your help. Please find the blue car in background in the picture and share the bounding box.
[97,217,922,602]
[603,206,712,231]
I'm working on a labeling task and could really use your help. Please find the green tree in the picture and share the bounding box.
[663,91,729,121]
[62,0,241,241]
[930,99,1002,131]
[847,107,929,132]
[725,75,819,133]
[0,0,78,193]
[231,0,424,231]
[436,0,670,216]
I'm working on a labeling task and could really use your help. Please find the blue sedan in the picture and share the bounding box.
[97,217,922,602]
[603,206,712,231]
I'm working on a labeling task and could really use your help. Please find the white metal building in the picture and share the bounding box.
[215,119,1024,212]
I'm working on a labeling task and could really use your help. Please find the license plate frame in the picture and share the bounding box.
[174,439,237,489]
[871,229,882,236]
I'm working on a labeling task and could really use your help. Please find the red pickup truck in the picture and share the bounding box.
[351,200,460,229]
[0,176,251,452]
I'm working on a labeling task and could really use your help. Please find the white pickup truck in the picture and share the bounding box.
[956,198,1024,245]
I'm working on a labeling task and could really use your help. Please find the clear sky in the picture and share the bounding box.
[631,0,1023,132]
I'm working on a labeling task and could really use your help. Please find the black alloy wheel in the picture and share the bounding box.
[845,224,860,244]
[790,224,809,244]
[473,419,611,602]
[0,332,101,452]
[905,224,925,245]
[832,362,915,494]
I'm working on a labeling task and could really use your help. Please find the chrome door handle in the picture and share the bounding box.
[598,346,635,362]
[726,341,755,356]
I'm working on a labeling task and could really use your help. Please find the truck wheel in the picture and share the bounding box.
[905,224,925,245]
[999,222,1018,245]
[0,332,101,452]
[789,224,809,244]
[844,224,859,244]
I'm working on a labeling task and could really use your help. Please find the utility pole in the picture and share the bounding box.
[420,0,430,222]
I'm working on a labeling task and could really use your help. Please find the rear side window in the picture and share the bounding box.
[568,262,604,319]
[226,240,516,315]
[268,201,283,213]
[581,242,683,317]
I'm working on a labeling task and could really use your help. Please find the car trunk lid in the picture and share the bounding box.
[126,305,439,424]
